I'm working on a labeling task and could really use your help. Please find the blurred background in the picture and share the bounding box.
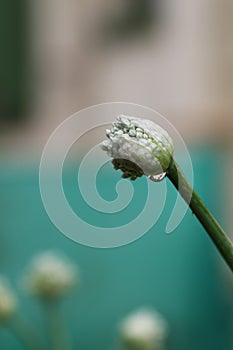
[0,0,233,349]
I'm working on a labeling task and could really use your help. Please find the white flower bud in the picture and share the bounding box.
[24,251,78,299]
[0,277,17,323]
[101,115,174,180]
[119,309,168,350]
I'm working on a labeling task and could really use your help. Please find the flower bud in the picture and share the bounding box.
[0,277,17,323]
[101,115,174,181]
[119,308,168,350]
[24,251,78,299]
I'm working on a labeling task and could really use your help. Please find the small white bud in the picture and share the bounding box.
[137,132,143,139]
[0,277,17,323]
[23,251,78,299]
[115,130,124,135]
[101,140,111,151]
[129,129,136,137]
[119,308,168,350]
[117,114,131,127]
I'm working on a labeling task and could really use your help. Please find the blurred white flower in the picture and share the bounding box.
[119,308,168,350]
[24,251,78,299]
[101,115,174,180]
[0,277,17,323]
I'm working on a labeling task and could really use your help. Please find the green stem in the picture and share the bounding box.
[8,315,48,350]
[43,299,72,350]
[166,158,233,271]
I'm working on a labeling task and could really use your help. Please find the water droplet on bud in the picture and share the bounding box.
[148,172,166,182]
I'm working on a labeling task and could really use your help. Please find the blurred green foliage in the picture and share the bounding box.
[101,0,160,43]
[0,0,28,122]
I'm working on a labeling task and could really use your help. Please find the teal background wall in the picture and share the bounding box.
[0,149,232,349]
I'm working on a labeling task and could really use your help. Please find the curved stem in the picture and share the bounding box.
[166,158,233,271]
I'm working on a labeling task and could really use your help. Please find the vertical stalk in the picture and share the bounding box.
[8,315,47,350]
[43,299,72,350]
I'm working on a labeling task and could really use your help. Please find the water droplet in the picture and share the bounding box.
[148,172,166,182]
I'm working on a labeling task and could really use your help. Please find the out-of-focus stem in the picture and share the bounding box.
[8,315,48,350]
[43,299,72,350]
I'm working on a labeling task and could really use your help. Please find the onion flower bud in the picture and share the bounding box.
[101,115,174,181]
